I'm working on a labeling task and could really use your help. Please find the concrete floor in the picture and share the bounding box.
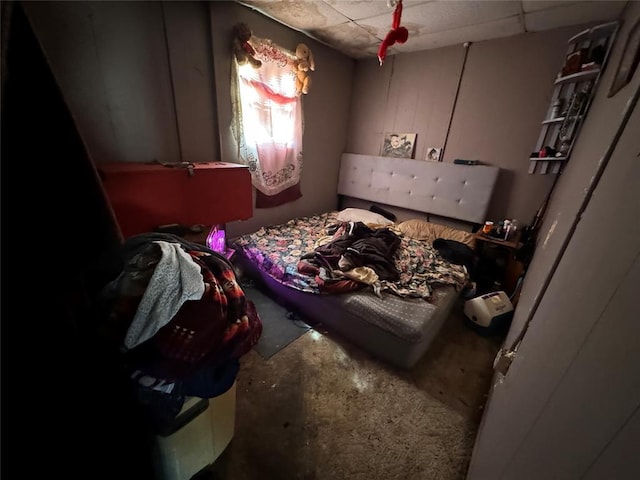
[205,301,504,480]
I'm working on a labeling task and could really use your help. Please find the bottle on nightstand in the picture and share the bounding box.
[503,220,512,241]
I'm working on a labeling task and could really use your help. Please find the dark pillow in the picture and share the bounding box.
[432,238,476,271]
[369,205,397,222]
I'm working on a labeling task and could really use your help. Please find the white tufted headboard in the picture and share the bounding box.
[337,153,499,224]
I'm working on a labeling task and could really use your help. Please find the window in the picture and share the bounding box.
[231,36,303,207]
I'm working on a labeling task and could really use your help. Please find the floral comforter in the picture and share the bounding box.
[232,212,469,299]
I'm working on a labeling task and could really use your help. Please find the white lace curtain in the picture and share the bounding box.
[230,36,303,207]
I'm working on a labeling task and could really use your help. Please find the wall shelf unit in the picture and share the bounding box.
[554,69,601,86]
[529,21,620,175]
[541,116,566,125]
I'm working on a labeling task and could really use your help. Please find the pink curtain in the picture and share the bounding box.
[231,37,304,207]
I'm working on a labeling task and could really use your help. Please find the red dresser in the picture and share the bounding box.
[98,162,253,238]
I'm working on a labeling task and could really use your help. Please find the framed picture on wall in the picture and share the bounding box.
[381,132,417,159]
[608,18,640,97]
[426,147,442,162]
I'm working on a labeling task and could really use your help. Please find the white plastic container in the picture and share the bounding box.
[153,382,237,480]
[464,291,514,331]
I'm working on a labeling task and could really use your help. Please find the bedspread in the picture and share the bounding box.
[232,212,468,299]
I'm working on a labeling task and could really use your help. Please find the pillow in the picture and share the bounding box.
[336,208,394,226]
[396,219,475,248]
[369,205,397,222]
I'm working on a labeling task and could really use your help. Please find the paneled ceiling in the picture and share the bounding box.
[235,0,628,59]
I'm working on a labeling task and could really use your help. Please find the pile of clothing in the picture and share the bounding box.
[298,221,401,294]
[99,233,261,430]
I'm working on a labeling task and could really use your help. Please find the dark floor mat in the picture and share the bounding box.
[242,283,310,359]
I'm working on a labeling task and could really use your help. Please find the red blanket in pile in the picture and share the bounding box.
[102,234,262,382]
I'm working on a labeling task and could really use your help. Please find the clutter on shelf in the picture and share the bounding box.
[528,21,620,175]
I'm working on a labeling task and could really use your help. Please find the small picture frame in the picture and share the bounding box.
[609,19,640,98]
[381,132,417,159]
[426,147,442,162]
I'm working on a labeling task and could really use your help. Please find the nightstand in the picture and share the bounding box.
[473,228,525,303]
[474,228,522,251]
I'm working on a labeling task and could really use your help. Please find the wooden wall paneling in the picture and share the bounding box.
[388,54,422,143]
[444,28,575,221]
[24,1,181,164]
[381,57,403,148]
[345,58,392,155]
[162,1,219,163]
[504,3,640,351]
[424,45,468,162]
[467,76,640,478]
[21,1,119,163]
[88,1,179,164]
[410,51,440,161]
[3,3,154,475]
[582,407,640,479]
[502,256,640,478]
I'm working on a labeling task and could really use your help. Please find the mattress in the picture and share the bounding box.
[231,211,468,368]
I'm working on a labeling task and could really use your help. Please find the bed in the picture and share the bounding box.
[232,153,499,369]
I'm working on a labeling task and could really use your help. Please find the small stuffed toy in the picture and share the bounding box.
[232,22,261,69]
[294,43,315,95]
[378,0,408,66]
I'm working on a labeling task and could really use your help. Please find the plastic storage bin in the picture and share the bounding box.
[464,291,514,333]
[153,382,237,480]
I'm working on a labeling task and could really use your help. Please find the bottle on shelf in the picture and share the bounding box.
[503,220,512,241]
[551,99,563,118]
[508,219,519,241]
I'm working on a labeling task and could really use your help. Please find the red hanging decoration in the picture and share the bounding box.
[377,0,409,66]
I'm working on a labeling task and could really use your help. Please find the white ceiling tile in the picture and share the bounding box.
[233,0,626,59]
[521,1,580,14]
[309,21,381,51]
[407,0,522,29]
[406,0,522,33]
[324,0,431,22]
[238,0,351,29]
[524,1,626,31]
[360,0,523,38]
[395,15,525,52]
